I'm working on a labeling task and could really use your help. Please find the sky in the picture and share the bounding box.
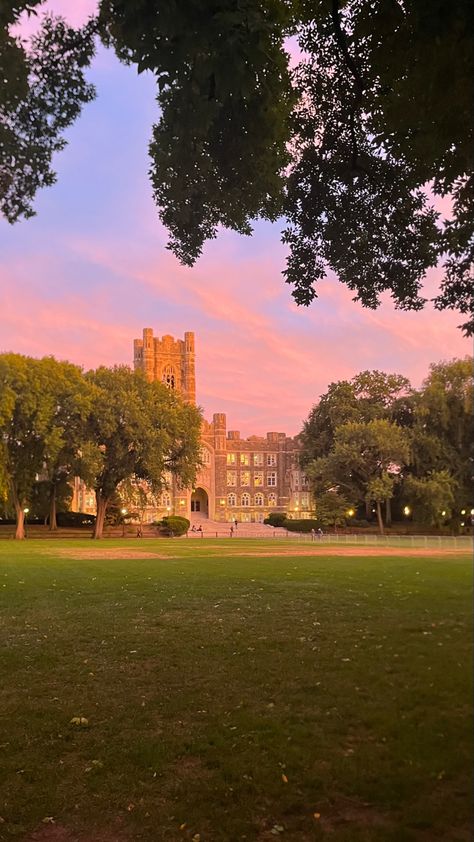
[1,1,469,437]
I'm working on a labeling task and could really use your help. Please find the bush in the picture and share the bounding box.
[284,518,322,533]
[56,511,96,527]
[263,512,287,527]
[160,515,190,537]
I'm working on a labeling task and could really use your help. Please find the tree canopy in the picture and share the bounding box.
[2,1,473,331]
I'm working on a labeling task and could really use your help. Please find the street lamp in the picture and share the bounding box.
[347,508,355,517]
[441,510,446,517]
[121,508,127,538]
[403,506,411,516]
[23,507,29,538]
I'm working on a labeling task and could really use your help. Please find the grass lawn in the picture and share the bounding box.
[0,539,471,842]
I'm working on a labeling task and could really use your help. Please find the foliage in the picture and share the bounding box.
[300,370,413,466]
[307,418,411,534]
[160,515,190,537]
[3,2,473,329]
[1,3,96,221]
[314,489,350,529]
[56,510,96,527]
[98,0,294,265]
[0,353,86,538]
[83,366,202,538]
[29,477,72,522]
[404,470,457,528]
[263,512,287,527]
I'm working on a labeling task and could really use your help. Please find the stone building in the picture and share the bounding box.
[132,328,312,523]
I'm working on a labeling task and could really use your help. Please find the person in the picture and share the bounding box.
[136,525,143,538]
[230,525,234,537]
[317,528,323,539]
[198,524,203,534]
[191,524,196,532]
[234,518,238,530]
[311,528,315,541]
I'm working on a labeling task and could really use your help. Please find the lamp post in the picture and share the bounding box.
[23,507,29,538]
[121,508,127,538]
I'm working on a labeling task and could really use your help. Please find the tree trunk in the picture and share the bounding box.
[14,502,25,540]
[376,500,384,535]
[49,484,58,531]
[365,500,371,519]
[385,497,392,526]
[92,493,109,539]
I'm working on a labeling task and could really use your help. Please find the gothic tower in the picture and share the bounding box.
[133,327,196,403]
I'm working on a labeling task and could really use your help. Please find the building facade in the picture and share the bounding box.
[132,328,312,523]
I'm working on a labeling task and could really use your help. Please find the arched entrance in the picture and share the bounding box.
[191,487,209,518]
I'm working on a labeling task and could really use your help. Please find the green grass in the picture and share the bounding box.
[0,539,472,841]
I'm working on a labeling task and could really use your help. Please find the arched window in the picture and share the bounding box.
[228,492,236,507]
[161,492,171,508]
[255,492,264,506]
[200,447,211,464]
[268,492,277,507]
[162,365,175,389]
[241,492,250,507]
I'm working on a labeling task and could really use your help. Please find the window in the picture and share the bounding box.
[268,492,277,506]
[255,492,264,506]
[227,471,237,486]
[200,447,211,464]
[254,471,264,487]
[162,365,175,389]
[226,453,236,465]
[302,474,309,487]
[301,492,309,507]
[267,453,277,466]
[267,472,277,487]
[241,511,251,522]
[227,492,236,507]
[255,512,264,523]
[161,492,171,508]
[240,453,249,465]
[240,471,250,486]
[241,492,250,507]
[253,453,264,466]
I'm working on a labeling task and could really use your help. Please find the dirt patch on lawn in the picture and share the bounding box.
[226,546,469,558]
[54,549,174,560]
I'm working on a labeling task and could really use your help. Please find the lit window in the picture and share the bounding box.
[241,492,250,507]
[228,492,236,507]
[161,492,171,507]
[302,474,309,487]
[254,471,264,487]
[227,471,237,486]
[267,453,277,466]
[301,492,309,507]
[227,453,236,465]
[240,453,249,465]
[253,453,264,466]
[255,492,264,506]
[267,472,277,487]
[240,471,250,486]
[268,492,277,506]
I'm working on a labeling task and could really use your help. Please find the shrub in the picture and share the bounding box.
[56,511,96,527]
[160,515,190,537]
[263,512,287,527]
[284,518,322,533]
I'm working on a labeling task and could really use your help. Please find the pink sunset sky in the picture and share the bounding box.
[1,1,469,436]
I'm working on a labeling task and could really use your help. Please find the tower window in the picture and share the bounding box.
[162,365,175,389]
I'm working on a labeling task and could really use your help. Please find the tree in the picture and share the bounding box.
[83,366,202,539]
[314,489,351,531]
[1,3,96,221]
[3,2,473,331]
[300,370,412,466]
[409,357,473,523]
[0,354,80,539]
[404,470,457,528]
[307,419,411,534]
[39,358,95,530]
